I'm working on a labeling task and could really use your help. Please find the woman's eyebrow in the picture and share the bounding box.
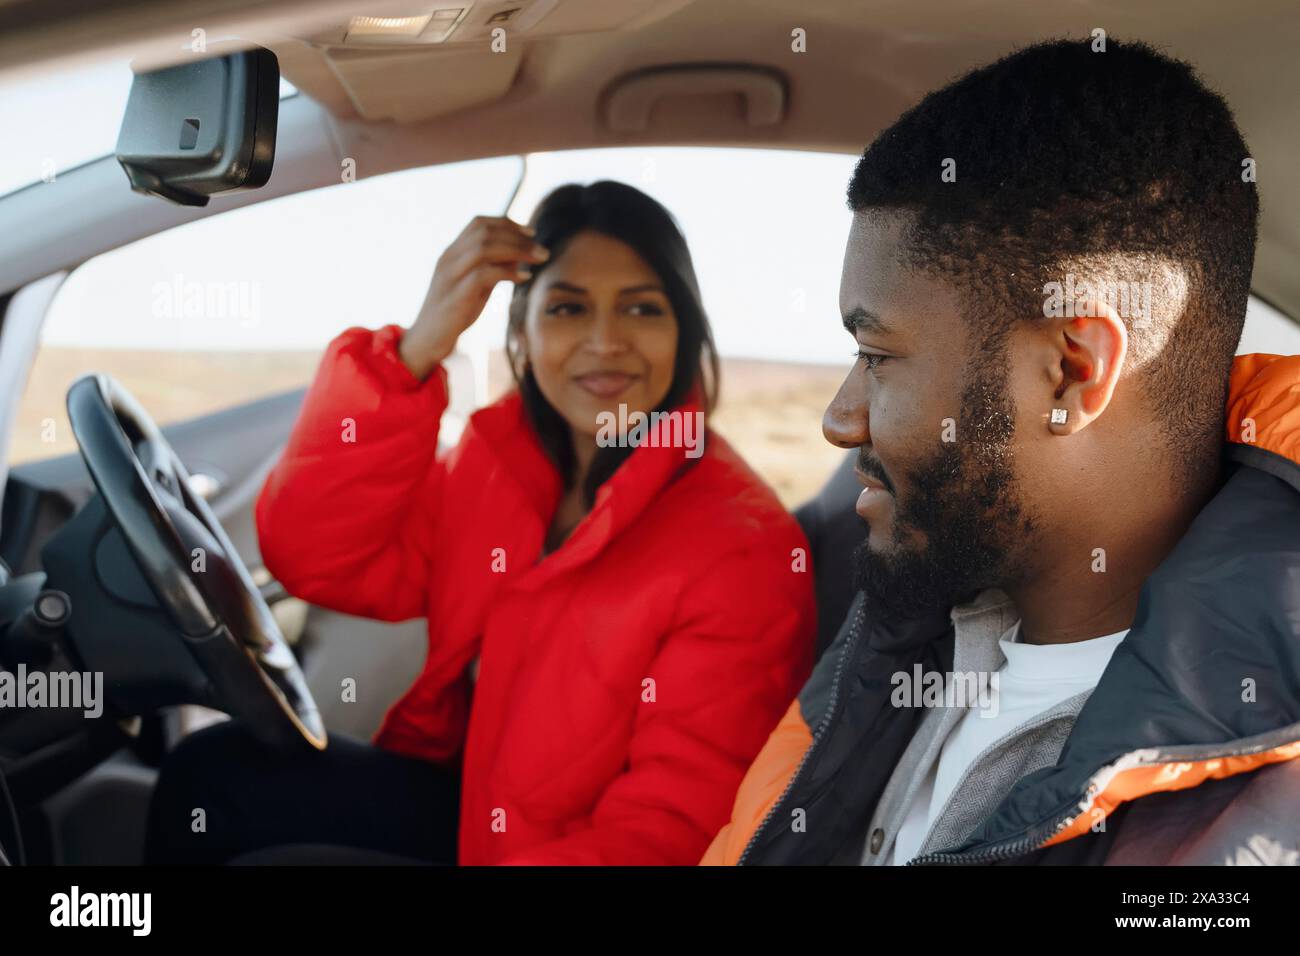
[545,281,665,295]
[842,306,892,335]
[547,280,588,294]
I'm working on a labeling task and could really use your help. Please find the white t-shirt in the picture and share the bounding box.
[886,620,1128,865]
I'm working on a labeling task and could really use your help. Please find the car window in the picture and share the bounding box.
[13,146,864,508]
[1238,295,1300,356]
[10,156,523,466]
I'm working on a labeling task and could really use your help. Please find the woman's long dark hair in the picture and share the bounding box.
[506,180,719,508]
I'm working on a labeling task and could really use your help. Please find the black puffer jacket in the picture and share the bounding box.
[705,353,1300,866]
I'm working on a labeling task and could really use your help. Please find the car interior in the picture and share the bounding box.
[0,0,1298,866]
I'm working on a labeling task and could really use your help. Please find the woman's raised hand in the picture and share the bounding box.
[398,215,550,381]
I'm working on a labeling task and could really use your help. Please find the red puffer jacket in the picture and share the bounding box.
[254,325,816,865]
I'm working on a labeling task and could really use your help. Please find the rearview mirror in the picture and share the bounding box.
[115,47,279,207]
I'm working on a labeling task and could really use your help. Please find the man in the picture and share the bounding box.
[704,38,1300,865]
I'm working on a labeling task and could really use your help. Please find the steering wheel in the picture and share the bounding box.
[65,373,326,751]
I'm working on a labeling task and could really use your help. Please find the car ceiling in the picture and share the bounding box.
[1,0,1297,323]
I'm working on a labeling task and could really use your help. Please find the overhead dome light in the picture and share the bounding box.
[344,10,469,44]
[346,14,434,36]
[348,13,434,34]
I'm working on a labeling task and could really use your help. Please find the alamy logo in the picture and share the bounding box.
[1042,273,1152,325]
[0,665,103,718]
[595,404,705,459]
[151,272,261,328]
[890,664,1000,717]
[50,886,151,936]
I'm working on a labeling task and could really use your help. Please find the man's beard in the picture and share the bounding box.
[852,348,1035,621]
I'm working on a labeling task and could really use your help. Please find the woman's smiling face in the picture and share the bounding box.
[521,229,680,439]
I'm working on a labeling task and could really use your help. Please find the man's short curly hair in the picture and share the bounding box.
[847,38,1259,476]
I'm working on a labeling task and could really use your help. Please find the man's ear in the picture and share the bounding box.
[1044,301,1128,435]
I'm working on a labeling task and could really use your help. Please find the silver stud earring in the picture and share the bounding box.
[1050,408,1069,425]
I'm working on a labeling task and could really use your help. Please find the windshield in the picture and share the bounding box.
[0,59,134,198]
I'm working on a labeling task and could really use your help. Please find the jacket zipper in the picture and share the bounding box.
[906,802,1083,866]
[904,700,1091,865]
[907,729,1300,865]
[736,599,866,865]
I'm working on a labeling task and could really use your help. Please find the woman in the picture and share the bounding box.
[145,180,815,866]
